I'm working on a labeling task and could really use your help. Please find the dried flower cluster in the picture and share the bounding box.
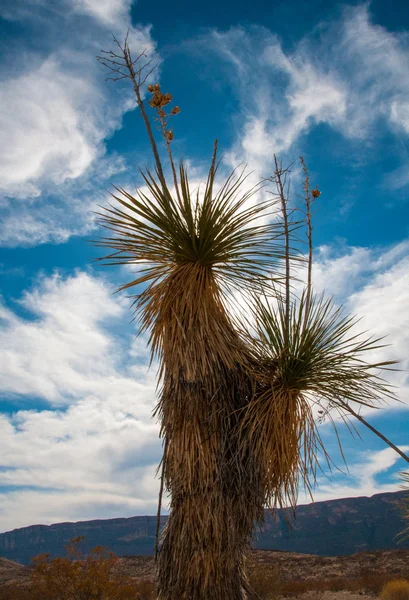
[147,83,180,146]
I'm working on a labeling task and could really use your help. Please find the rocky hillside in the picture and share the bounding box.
[256,490,409,555]
[0,490,408,565]
[0,557,28,589]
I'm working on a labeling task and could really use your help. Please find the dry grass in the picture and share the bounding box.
[0,571,406,600]
[0,579,156,600]
[246,564,409,599]
[247,564,282,599]
[380,580,409,600]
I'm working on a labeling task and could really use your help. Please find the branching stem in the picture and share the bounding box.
[97,34,166,191]
[300,157,313,320]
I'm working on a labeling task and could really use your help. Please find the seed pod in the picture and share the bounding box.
[149,91,164,108]
[160,93,173,107]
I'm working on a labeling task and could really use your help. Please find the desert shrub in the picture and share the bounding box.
[30,536,145,600]
[262,573,398,597]
[352,569,394,595]
[132,579,157,599]
[380,580,409,600]
[275,579,341,597]
[0,580,156,600]
[0,587,46,600]
[0,590,29,600]
[247,564,281,599]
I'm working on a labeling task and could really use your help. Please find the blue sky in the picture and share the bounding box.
[0,0,409,533]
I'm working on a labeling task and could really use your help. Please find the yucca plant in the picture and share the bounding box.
[95,156,284,599]
[95,36,288,600]
[95,35,405,600]
[244,289,397,509]
[241,157,398,513]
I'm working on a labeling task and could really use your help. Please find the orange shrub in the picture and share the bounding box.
[380,580,409,600]
[30,536,146,600]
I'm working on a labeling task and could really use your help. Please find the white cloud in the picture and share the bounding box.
[0,271,157,407]
[0,58,104,197]
[0,43,146,201]
[201,26,347,173]
[390,101,409,134]
[309,245,374,299]
[261,44,346,153]
[299,447,409,505]
[0,152,129,246]
[306,241,409,409]
[1,237,409,530]
[0,0,158,246]
[0,203,91,247]
[201,5,409,182]
[0,270,162,531]
[72,0,133,27]
[334,5,409,140]
[0,488,159,532]
[346,253,409,393]
[1,0,134,31]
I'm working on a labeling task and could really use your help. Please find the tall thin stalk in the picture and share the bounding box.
[152,96,183,208]
[155,437,168,562]
[300,156,313,318]
[273,154,290,346]
[336,399,409,464]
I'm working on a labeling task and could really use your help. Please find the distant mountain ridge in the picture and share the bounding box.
[0,490,408,565]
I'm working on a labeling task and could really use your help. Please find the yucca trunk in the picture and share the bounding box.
[94,153,281,598]
[158,384,258,600]
[151,265,264,599]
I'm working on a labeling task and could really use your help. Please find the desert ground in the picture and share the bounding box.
[2,548,409,598]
